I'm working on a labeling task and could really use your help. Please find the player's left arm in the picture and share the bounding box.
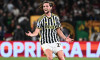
[56,28,74,42]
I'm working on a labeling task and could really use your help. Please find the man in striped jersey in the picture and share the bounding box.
[26,1,73,60]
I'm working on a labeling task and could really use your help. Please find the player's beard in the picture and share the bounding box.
[44,10,49,14]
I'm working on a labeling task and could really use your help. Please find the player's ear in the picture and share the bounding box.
[50,7,52,10]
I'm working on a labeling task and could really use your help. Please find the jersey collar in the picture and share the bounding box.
[44,13,53,19]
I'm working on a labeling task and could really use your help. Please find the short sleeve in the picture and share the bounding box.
[56,16,61,29]
[36,19,42,29]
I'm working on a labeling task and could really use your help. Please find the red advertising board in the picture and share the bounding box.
[0,41,100,57]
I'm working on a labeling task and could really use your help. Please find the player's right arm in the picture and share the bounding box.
[26,15,43,37]
[26,28,40,37]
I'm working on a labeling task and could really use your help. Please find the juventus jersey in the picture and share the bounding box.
[36,13,61,45]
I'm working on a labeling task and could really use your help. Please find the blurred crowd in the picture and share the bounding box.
[0,0,100,41]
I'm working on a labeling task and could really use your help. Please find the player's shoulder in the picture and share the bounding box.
[52,13,59,18]
[38,14,45,22]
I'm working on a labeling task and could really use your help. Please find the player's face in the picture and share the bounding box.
[43,3,52,14]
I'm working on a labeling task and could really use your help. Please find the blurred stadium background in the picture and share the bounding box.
[0,0,100,60]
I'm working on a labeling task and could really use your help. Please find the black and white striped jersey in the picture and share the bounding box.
[36,13,61,45]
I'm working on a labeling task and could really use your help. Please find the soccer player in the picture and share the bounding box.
[26,1,73,60]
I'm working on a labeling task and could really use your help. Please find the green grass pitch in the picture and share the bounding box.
[0,57,100,60]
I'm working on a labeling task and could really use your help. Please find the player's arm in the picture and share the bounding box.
[26,28,40,37]
[56,28,74,42]
[56,28,66,40]
[26,16,42,37]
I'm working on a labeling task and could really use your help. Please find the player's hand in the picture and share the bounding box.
[25,31,33,37]
[65,35,74,43]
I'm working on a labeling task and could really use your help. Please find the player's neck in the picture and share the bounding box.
[45,12,51,17]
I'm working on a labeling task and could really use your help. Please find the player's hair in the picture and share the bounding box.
[39,1,55,10]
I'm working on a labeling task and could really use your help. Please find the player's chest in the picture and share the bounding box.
[42,18,56,29]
